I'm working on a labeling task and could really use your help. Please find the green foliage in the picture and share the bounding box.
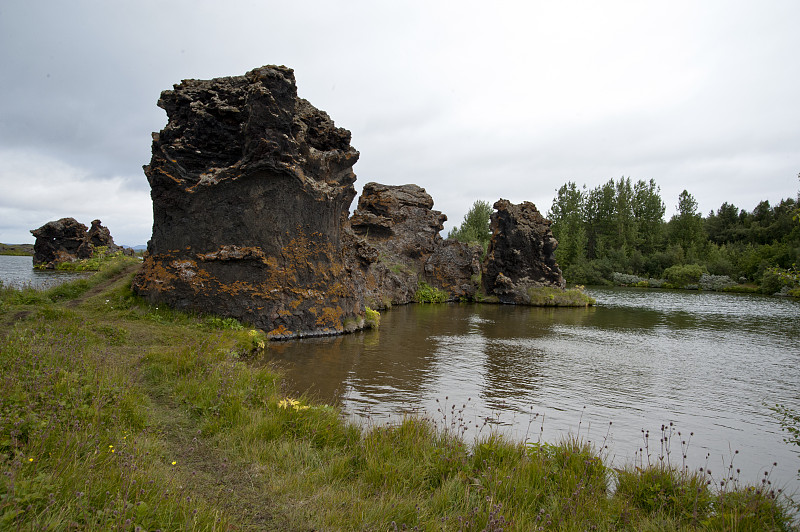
[415,281,448,303]
[448,199,493,253]
[633,178,667,254]
[364,306,380,329]
[616,465,713,521]
[771,404,800,451]
[204,315,245,330]
[549,177,669,281]
[765,265,800,296]
[54,246,119,271]
[550,182,587,267]
[526,286,595,306]
[549,177,800,289]
[663,264,704,287]
[668,190,705,253]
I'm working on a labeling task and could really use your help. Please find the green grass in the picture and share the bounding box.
[415,281,448,303]
[50,246,127,272]
[0,258,795,530]
[527,285,596,307]
[0,243,34,256]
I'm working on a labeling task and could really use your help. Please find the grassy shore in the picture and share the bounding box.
[0,258,795,530]
[0,243,34,256]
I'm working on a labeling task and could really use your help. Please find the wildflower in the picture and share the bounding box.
[28,458,33,462]
[278,397,309,411]
[248,329,265,349]
[172,461,177,466]
[278,398,300,409]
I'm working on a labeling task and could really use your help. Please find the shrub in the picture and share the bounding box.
[761,266,800,295]
[663,264,704,287]
[527,286,595,306]
[611,272,647,286]
[364,307,380,328]
[562,260,611,286]
[415,281,448,303]
[698,273,736,291]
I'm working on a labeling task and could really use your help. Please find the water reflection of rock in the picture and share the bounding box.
[266,305,473,409]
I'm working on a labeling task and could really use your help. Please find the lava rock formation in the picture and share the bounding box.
[133,65,567,338]
[132,65,363,339]
[483,199,566,303]
[31,218,121,268]
[347,182,481,307]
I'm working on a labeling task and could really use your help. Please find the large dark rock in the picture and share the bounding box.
[347,182,481,306]
[483,199,565,303]
[31,218,90,268]
[86,219,120,249]
[30,218,123,268]
[132,66,364,339]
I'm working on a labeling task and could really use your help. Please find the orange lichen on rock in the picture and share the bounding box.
[316,306,344,328]
[267,325,292,339]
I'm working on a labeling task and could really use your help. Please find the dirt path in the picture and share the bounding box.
[66,263,141,308]
[146,390,292,531]
[66,264,301,529]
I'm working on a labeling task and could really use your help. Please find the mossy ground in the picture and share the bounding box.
[0,258,795,530]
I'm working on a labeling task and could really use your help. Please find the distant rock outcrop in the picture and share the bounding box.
[483,199,565,303]
[86,219,120,249]
[132,65,364,339]
[31,218,122,268]
[347,183,481,306]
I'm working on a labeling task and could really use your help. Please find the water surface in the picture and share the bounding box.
[266,288,800,494]
[0,255,92,289]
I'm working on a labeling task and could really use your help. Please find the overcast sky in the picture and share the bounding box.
[1,0,799,245]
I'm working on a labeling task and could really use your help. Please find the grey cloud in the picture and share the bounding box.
[1,0,798,245]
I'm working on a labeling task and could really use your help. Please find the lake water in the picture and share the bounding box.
[0,255,92,289]
[266,288,800,496]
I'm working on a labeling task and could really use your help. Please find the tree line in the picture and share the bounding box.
[546,177,800,290]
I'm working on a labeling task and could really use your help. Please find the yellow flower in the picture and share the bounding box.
[172,461,177,466]
[278,398,301,409]
[28,458,33,462]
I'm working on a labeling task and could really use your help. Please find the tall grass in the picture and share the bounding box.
[527,285,596,307]
[0,258,795,530]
